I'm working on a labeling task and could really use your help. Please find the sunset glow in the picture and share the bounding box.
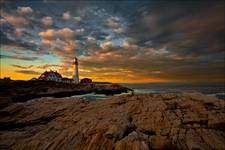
[0,1,224,83]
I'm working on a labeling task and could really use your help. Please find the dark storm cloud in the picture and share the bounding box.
[127,1,225,57]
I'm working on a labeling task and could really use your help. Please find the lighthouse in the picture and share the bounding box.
[73,57,79,83]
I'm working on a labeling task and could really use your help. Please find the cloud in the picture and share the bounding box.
[80,50,123,64]
[0,1,224,83]
[144,40,153,46]
[76,28,85,36]
[142,15,157,32]
[86,36,97,45]
[0,54,9,59]
[3,39,43,53]
[0,54,38,61]
[62,11,71,20]
[64,40,76,52]
[100,41,115,50]
[57,28,75,39]
[39,28,75,40]
[37,64,63,69]
[150,70,161,74]
[165,7,225,56]
[74,16,82,25]
[145,47,169,56]
[0,18,6,25]
[39,28,76,57]
[168,54,194,61]
[17,6,33,14]
[15,70,40,75]
[114,27,124,34]
[4,15,29,27]
[11,64,33,69]
[123,41,138,50]
[15,28,25,37]
[39,29,56,40]
[128,3,224,59]
[106,16,125,33]
[41,16,53,26]
[0,13,45,53]
[106,17,121,28]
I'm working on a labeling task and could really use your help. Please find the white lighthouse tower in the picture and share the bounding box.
[73,57,79,83]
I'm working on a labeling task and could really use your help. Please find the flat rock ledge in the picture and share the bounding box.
[0,93,225,150]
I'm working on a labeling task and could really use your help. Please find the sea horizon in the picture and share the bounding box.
[121,82,224,94]
[70,82,225,101]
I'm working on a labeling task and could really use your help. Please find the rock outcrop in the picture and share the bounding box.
[0,80,131,104]
[0,93,225,149]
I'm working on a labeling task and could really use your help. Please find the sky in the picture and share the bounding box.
[0,0,224,83]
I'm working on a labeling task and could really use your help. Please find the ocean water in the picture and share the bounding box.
[122,83,225,100]
[72,93,111,101]
[73,83,224,101]
[71,92,127,101]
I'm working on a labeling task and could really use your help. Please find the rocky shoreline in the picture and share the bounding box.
[0,80,131,107]
[0,93,224,149]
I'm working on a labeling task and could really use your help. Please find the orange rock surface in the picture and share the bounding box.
[0,93,224,149]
